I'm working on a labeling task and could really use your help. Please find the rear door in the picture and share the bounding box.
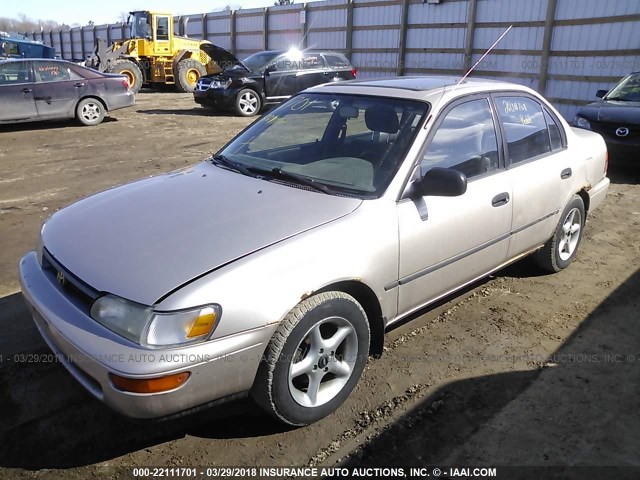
[0,61,37,121]
[295,53,329,90]
[31,61,87,118]
[264,54,300,98]
[492,94,573,257]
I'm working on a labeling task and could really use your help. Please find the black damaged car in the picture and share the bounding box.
[574,72,640,166]
[194,45,356,116]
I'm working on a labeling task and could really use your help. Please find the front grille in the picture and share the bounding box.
[42,248,99,311]
[590,120,638,141]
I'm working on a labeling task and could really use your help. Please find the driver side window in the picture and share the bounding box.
[421,98,499,179]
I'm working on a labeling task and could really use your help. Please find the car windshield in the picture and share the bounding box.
[605,73,640,102]
[217,93,429,198]
[240,52,281,72]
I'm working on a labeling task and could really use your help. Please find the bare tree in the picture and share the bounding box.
[0,13,61,33]
[274,0,294,5]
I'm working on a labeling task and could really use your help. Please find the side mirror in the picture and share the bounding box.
[410,167,467,198]
[264,64,276,75]
[596,89,608,99]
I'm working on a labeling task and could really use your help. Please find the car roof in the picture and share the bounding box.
[311,75,534,101]
[0,58,69,64]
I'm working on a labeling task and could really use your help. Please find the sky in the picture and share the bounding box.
[3,0,288,26]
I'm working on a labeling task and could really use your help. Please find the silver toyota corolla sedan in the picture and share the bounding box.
[19,76,610,426]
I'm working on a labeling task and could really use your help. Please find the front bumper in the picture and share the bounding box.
[19,251,275,419]
[193,87,239,110]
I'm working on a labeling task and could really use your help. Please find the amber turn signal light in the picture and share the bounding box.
[110,372,190,393]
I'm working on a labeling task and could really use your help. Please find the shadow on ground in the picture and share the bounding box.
[340,268,640,476]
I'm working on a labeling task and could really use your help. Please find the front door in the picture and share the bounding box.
[397,97,513,315]
[0,61,37,121]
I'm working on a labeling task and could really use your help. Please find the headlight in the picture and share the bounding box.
[90,294,221,347]
[209,79,232,89]
[574,116,591,129]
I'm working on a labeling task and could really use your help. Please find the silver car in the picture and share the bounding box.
[19,76,610,426]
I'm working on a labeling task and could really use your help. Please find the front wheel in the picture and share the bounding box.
[251,292,370,426]
[234,88,261,117]
[76,98,105,126]
[176,59,206,93]
[534,195,585,272]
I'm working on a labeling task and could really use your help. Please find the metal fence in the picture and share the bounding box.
[24,0,640,119]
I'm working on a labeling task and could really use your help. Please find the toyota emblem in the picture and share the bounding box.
[615,127,629,137]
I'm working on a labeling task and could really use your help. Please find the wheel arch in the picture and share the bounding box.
[315,280,385,359]
[76,95,108,113]
[576,188,590,214]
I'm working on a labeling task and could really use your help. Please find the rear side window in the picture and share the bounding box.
[302,54,324,70]
[544,109,563,151]
[34,62,82,82]
[496,96,551,164]
[323,54,351,69]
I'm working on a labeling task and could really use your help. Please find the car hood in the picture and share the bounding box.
[577,100,640,126]
[42,162,362,305]
[200,44,246,71]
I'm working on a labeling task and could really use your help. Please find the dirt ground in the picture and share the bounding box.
[0,92,639,480]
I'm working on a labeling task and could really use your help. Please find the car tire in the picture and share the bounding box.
[251,291,370,426]
[76,98,106,126]
[176,59,206,93]
[534,195,585,272]
[235,88,262,117]
[111,59,143,94]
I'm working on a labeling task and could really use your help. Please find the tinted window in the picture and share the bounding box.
[301,53,324,70]
[496,96,550,164]
[544,109,563,151]
[156,17,169,41]
[0,61,31,84]
[421,98,499,179]
[323,54,351,69]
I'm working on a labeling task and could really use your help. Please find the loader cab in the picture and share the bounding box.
[128,11,173,56]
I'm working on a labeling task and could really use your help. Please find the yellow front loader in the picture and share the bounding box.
[87,11,220,93]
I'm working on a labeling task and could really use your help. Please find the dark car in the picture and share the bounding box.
[194,46,356,116]
[0,58,134,126]
[574,72,640,165]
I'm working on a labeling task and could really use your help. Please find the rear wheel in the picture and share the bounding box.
[534,195,585,272]
[235,88,261,116]
[176,59,206,93]
[76,98,105,126]
[111,59,143,93]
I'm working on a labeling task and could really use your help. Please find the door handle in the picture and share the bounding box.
[74,82,85,88]
[491,192,510,207]
[21,88,32,93]
[561,168,572,179]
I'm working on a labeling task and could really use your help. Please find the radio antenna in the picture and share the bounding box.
[453,25,513,90]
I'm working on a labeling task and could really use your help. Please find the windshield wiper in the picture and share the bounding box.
[209,154,256,177]
[605,96,630,101]
[248,166,336,195]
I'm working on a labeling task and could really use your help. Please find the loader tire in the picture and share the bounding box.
[111,60,143,93]
[176,59,206,93]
